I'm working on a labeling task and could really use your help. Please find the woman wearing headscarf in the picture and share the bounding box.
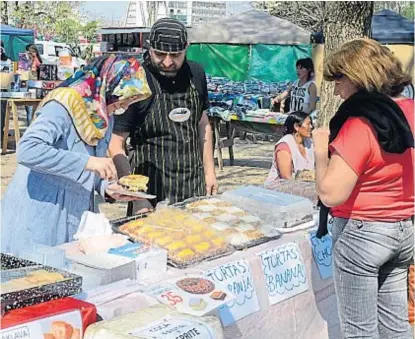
[313,38,413,338]
[1,55,151,253]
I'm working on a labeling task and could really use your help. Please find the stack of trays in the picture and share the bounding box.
[1,253,82,314]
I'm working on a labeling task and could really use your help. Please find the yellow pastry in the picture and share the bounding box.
[185,234,202,243]
[193,242,211,252]
[166,241,187,251]
[156,236,173,246]
[212,238,226,247]
[203,230,216,238]
[175,248,195,261]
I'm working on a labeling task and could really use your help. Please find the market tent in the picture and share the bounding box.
[371,9,414,44]
[1,24,34,61]
[186,10,312,82]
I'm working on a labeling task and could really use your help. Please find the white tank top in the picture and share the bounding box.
[289,79,315,112]
[264,134,315,187]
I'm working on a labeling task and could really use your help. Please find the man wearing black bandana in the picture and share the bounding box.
[109,18,217,214]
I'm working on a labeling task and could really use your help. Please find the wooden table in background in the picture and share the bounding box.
[1,98,42,154]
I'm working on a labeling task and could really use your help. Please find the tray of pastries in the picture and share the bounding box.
[112,208,234,269]
[1,254,82,314]
[174,197,281,250]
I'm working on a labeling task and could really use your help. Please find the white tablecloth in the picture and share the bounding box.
[64,228,340,339]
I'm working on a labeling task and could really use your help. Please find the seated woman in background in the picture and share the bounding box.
[272,58,317,114]
[264,111,314,186]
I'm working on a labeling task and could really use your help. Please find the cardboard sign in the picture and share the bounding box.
[205,259,260,326]
[309,230,333,280]
[258,242,309,305]
[144,275,234,317]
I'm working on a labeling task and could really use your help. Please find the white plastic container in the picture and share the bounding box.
[221,186,314,229]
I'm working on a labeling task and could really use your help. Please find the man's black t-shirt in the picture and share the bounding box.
[113,59,209,136]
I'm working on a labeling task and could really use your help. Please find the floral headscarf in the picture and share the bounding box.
[36,54,151,146]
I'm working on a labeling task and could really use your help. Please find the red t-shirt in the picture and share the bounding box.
[329,98,414,222]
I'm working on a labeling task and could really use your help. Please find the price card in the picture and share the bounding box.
[205,259,260,326]
[144,275,234,317]
[308,230,333,280]
[1,310,82,339]
[130,316,216,339]
[257,242,309,305]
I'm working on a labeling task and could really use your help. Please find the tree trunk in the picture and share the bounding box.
[318,1,373,127]
[1,1,8,25]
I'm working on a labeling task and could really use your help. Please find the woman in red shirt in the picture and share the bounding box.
[313,38,414,338]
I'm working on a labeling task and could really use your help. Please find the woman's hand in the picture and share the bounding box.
[312,128,330,155]
[85,156,117,180]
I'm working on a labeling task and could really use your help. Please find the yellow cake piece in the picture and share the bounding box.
[175,248,195,261]
[165,241,187,251]
[212,238,226,247]
[185,234,202,244]
[203,230,216,238]
[157,236,174,246]
[193,242,211,252]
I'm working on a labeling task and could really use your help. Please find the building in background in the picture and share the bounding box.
[124,1,249,27]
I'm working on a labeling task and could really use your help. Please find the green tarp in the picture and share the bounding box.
[187,43,311,82]
[187,44,249,81]
[1,24,34,61]
[2,35,34,61]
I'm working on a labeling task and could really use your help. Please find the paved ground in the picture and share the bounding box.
[1,110,275,220]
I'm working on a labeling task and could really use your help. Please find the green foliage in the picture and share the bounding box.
[82,21,100,43]
[7,1,86,44]
[401,2,414,19]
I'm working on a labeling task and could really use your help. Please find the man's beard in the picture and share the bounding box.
[158,70,178,78]
[150,60,177,78]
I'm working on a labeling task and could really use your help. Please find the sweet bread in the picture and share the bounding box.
[119,174,149,192]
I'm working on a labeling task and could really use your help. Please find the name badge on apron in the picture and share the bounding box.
[169,107,191,123]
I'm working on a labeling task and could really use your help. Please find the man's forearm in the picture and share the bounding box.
[109,132,131,177]
[199,113,215,175]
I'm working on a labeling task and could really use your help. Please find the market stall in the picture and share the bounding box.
[186,11,313,169]
[1,185,339,339]
[0,44,77,152]
[0,24,34,61]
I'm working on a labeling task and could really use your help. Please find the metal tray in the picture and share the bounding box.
[173,196,280,251]
[1,253,82,314]
[110,211,235,269]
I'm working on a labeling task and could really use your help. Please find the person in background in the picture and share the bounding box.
[24,44,42,125]
[1,55,151,253]
[313,38,414,338]
[109,18,217,214]
[1,40,11,142]
[272,58,317,114]
[264,111,314,185]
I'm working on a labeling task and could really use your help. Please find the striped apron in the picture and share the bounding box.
[129,71,206,210]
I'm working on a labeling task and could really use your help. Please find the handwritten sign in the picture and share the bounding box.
[130,316,216,339]
[309,230,333,280]
[205,259,260,326]
[257,242,308,305]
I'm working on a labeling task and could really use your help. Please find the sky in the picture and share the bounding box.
[81,1,129,24]
[80,1,253,25]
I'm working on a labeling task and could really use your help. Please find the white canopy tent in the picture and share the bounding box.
[188,10,311,45]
